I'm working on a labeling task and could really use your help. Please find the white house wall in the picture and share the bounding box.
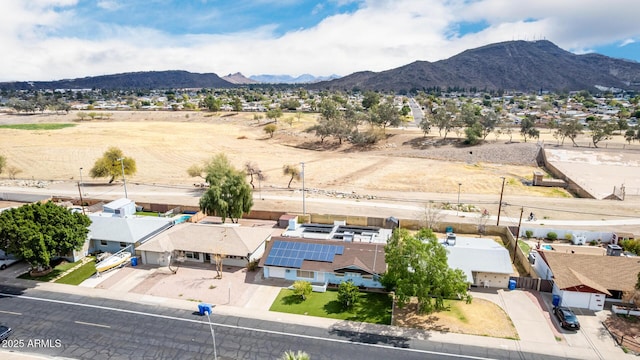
[248,242,267,262]
[520,228,613,243]
[475,272,510,288]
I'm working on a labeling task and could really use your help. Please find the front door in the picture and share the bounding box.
[204,253,211,263]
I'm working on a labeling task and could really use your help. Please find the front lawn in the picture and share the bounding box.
[55,259,97,285]
[18,258,82,282]
[518,240,531,254]
[269,289,392,325]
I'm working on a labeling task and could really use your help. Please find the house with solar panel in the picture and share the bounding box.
[259,229,387,289]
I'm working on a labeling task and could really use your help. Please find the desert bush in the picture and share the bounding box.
[547,232,558,241]
[349,129,384,145]
[525,230,533,239]
[246,259,259,272]
[564,233,573,241]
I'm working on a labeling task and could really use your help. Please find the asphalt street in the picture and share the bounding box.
[0,285,575,360]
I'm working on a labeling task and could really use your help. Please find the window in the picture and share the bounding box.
[119,242,127,248]
[100,240,108,246]
[334,272,344,277]
[362,275,373,280]
[185,252,200,260]
[296,270,314,279]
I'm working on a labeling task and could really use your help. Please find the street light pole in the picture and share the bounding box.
[79,167,84,195]
[300,162,306,215]
[117,158,128,199]
[496,177,506,226]
[457,183,461,216]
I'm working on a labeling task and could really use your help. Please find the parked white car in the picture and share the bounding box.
[0,256,20,270]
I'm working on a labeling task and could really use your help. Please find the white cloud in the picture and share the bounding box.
[619,38,635,47]
[0,0,639,81]
[97,1,122,11]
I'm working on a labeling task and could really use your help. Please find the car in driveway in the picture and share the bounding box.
[0,325,12,341]
[554,306,580,330]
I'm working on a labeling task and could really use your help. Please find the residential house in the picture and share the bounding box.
[443,236,514,288]
[259,236,386,289]
[136,223,274,267]
[88,214,174,256]
[533,251,640,311]
[282,221,392,244]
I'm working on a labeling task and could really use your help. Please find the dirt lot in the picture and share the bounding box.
[2,110,639,228]
[0,110,564,196]
[393,297,518,339]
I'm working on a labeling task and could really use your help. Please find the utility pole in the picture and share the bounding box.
[117,158,128,199]
[513,207,524,263]
[77,182,85,215]
[496,177,506,226]
[457,183,461,216]
[300,162,306,215]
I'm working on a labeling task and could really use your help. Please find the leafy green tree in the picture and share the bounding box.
[479,110,499,140]
[0,202,91,271]
[625,127,639,144]
[368,101,400,132]
[432,105,452,139]
[264,123,277,138]
[280,350,310,360]
[292,280,312,300]
[89,147,137,183]
[266,108,283,123]
[557,118,583,146]
[381,228,468,313]
[202,95,222,112]
[337,280,360,309]
[281,98,301,111]
[400,105,411,116]
[464,122,483,145]
[419,113,431,137]
[283,164,300,188]
[231,97,243,112]
[361,91,380,110]
[198,154,253,223]
[588,120,614,148]
[520,116,539,143]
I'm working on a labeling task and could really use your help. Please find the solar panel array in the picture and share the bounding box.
[264,240,345,268]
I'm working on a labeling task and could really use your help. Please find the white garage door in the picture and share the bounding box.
[268,267,286,279]
[144,251,160,265]
[562,290,591,309]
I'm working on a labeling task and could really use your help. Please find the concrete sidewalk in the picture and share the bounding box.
[0,271,634,360]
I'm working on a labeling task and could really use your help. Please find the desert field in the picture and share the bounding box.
[0,110,572,198]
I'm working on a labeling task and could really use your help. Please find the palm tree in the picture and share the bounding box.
[280,350,310,360]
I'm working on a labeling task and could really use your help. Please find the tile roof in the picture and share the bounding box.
[136,223,273,257]
[539,251,640,294]
[260,236,386,275]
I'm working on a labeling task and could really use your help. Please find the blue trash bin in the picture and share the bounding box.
[552,295,561,307]
[508,279,516,290]
[198,303,212,316]
[131,257,138,267]
[445,226,454,233]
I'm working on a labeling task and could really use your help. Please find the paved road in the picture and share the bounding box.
[0,285,579,360]
[408,98,423,127]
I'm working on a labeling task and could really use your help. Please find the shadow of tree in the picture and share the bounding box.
[323,300,343,314]
[281,294,304,305]
[328,325,411,348]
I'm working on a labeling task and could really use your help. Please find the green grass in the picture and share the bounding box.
[269,289,392,325]
[135,211,159,216]
[55,260,96,285]
[518,240,531,254]
[443,299,468,322]
[0,123,76,130]
[18,258,83,282]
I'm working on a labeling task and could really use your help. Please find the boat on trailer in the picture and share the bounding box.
[95,252,131,273]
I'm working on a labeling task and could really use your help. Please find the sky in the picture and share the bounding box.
[1,0,639,82]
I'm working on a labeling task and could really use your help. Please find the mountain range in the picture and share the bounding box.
[1,40,639,92]
[310,40,640,93]
[248,73,341,84]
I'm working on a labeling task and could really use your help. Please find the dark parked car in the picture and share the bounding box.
[0,325,12,341]
[554,306,580,330]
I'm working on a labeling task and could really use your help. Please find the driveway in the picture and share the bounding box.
[81,262,288,310]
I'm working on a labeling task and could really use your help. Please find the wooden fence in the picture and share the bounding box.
[509,276,553,292]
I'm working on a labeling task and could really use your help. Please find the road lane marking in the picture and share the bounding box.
[0,310,22,315]
[74,321,111,329]
[1,292,494,360]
